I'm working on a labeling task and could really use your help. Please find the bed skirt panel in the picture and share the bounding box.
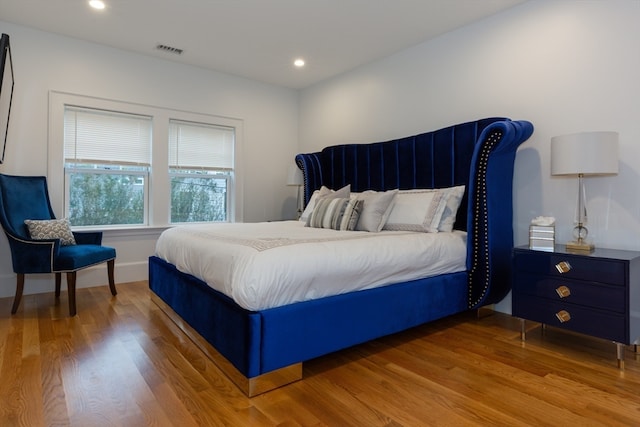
[149,256,263,377]
[259,271,468,373]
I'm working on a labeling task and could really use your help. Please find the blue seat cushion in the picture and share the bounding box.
[54,245,116,271]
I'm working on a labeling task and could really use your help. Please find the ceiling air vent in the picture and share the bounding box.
[156,44,184,55]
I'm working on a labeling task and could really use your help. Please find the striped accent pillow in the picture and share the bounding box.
[308,197,363,231]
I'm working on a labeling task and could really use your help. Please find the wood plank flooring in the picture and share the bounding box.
[0,280,639,426]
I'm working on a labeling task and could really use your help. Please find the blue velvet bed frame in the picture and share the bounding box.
[149,117,534,396]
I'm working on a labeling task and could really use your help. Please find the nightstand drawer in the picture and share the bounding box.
[513,274,626,313]
[513,250,625,286]
[513,295,627,343]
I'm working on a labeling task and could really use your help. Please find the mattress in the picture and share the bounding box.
[155,220,467,311]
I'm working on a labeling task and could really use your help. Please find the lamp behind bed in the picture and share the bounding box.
[286,164,304,219]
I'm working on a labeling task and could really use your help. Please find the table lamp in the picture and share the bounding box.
[550,131,618,252]
[286,164,304,219]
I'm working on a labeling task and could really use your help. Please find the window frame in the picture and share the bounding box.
[167,118,235,224]
[48,91,244,230]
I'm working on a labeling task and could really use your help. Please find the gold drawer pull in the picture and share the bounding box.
[555,285,571,298]
[555,310,571,323]
[555,261,572,274]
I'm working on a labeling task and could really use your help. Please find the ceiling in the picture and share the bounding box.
[0,0,526,89]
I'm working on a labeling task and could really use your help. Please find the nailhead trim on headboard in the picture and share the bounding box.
[467,130,502,308]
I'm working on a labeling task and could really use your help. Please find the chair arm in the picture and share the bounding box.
[73,231,103,245]
[4,232,60,274]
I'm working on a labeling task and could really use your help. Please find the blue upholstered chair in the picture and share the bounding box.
[0,174,116,316]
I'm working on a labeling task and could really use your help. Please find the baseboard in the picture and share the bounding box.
[0,260,148,298]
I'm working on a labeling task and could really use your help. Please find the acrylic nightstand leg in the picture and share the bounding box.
[616,343,625,370]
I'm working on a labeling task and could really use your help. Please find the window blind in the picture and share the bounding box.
[64,106,152,165]
[169,120,234,170]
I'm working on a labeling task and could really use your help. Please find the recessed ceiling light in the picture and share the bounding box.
[89,0,106,10]
[294,59,305,67]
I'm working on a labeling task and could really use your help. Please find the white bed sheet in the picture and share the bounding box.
[155,220,467,311]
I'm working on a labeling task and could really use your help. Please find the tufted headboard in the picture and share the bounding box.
[295,118,534,308]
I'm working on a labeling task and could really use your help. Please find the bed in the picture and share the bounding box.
[149,117,534,396]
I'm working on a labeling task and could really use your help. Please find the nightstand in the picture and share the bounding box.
[512,245,640,368]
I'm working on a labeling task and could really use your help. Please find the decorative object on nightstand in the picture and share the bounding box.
[529,216,555,252]
[550,131,618,252]
[286,164,304,219]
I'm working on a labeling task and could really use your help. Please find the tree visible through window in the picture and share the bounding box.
[68,168,146,226]
[170,173,227,222]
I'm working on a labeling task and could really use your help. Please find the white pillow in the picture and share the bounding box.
[301,184,351,224]
[383,189,448,233]
[299,190,320,223]
[351,189,398,232]
[320,184,350,199]
[438,185,465,232]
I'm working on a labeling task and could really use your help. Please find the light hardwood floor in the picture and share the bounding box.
[0,280,639,426]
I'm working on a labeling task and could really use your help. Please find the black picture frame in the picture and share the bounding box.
[0,33,15,164]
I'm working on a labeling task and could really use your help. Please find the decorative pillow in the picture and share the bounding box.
[302,184,351,224]
[307,197,363,231]
[351,189,398,232]
[383,189,448,233]
[299,190,320,223]
[24,218,76,245]
[438,185,465,232]
[319,184,350,199]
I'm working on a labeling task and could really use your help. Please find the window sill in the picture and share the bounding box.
[72,225,172,239]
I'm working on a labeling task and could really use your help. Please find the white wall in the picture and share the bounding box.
[298,0,640,312]
[0,22,300,297]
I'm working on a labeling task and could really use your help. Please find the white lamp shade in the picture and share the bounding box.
[286,164,303,186]
[551,131,619,176]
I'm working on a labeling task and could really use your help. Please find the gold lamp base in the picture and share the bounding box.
[565,239,594,252]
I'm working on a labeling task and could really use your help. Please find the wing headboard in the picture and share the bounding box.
[295,118,534,308]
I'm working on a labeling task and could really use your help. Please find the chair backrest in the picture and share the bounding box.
[0,174,56,240]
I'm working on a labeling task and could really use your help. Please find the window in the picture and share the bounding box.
[168,120,234,223]
[64,107,151,226]
[48,92,244,229]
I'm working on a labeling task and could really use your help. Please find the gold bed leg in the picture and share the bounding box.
[151,293,303,397]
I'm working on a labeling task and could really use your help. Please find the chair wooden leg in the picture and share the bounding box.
[11,273,25,314]
[66,272,77,317]
[55,273,62,298]
[107,259,117,296]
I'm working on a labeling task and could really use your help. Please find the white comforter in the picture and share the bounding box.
[155,221,467,311]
